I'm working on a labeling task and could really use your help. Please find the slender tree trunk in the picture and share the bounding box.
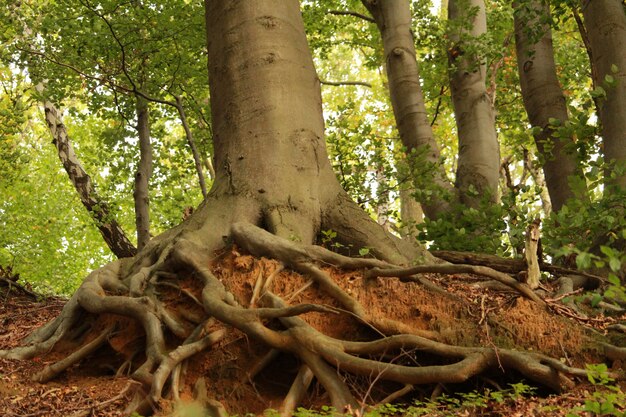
[580,0,626,189]
[524,149,553,216]
[448,0,500,207]
[43,102,137,258]
[514,0,584,212]
[362,0,454,220]
[134,95,152,250]
[174,95,208,198]
[400,187,424,239]
[375,165,391,231]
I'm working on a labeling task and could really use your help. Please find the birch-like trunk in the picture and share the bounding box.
[362,0,454,220]
[514,0,584,212]
[580,0,626,189]
[448,0,500,207]
[43,102,137,258]
[133,95,152,250]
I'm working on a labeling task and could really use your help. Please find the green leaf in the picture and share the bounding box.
[600,246,616,258]
[576,251,592,270]
[609,257,622,272]
[590,86,606,98]
[590,293,602,307]
[548,117,561,126]
[608,273,620,286]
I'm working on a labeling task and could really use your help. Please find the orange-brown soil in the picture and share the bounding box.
[1,250,623,416]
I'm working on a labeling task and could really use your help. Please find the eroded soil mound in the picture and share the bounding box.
[0,249,622,416]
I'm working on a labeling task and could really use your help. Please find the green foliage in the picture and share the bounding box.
[567,364,626,417]
[545,188,626,266]
[0,0,622,301]
[0,102,114,294]
[270,383,535,417]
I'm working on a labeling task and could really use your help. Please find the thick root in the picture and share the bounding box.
[4,219,611,416]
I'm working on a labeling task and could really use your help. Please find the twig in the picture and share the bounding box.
[68,381,136,417]
[545,288,583,303]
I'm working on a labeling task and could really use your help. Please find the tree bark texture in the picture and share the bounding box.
[399,187,424,239]
[448,0,501,207]
[133,95,152,251]
[514,0,584,212]
[204,0,424,264]
[580,0,626,189]
[43,102,137,259]
[362,0,454,220]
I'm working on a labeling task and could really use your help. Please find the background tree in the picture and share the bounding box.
[514,0,585,213]
[579,0,626,189]
[447,0,500,208]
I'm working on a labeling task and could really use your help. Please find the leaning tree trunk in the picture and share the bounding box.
[362,0,454,220]
[580,0,626,189]
[514,0,585,212]
[448,0,501,207]
[44,101,137,259]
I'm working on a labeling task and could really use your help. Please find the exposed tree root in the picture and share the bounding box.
[280,365,315,417]
[34,324,115,383]
[365,264,546,306]
[3,219,620,415]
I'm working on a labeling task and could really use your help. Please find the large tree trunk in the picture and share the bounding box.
[362,0,454,220]
[448,0,500,207]
[203,0,419,264]
[43,101,137,259]
[514,0,585,212]
[580,0,626,189]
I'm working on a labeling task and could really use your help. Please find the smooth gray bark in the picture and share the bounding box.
[448,0,500,207]
[362,0,454,220]
[581,0,626,189]
[43,102,137,258]
[399,187,424,239]
[133,95,152,250]
[204,0,427,264]
[514,0,584,212]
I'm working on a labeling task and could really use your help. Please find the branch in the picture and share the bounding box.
[430,85,447,126]
[320,80,372,88]
[174,95,208,197]
[78,0,138,92]
[327,10,375,23]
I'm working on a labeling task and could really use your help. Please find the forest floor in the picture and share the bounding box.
[0,251,624,417]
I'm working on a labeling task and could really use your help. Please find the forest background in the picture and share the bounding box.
[1,0,625,295]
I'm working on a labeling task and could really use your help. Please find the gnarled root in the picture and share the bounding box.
[2,220,608,415]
